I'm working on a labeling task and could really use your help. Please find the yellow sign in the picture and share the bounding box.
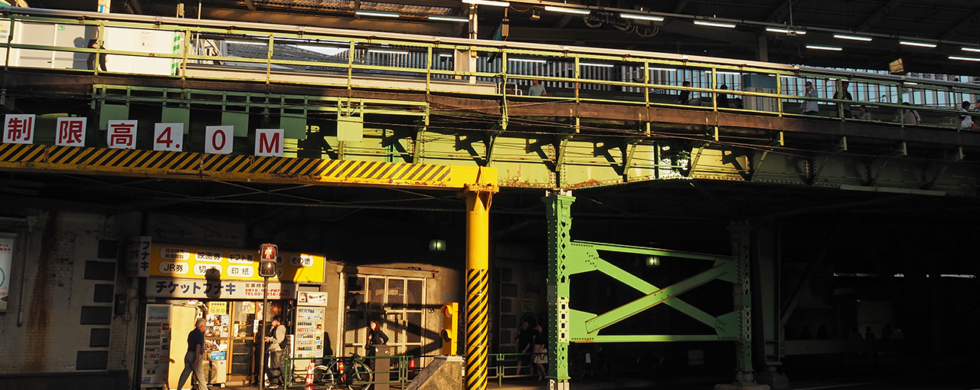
[149,243,325,283]
[208,301,228,315]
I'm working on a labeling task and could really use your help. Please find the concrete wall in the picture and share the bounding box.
[0,209,142,390]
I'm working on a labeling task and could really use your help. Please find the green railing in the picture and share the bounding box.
[3,6,980,135]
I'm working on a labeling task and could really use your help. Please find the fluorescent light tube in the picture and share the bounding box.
[579,62,615,68]
[766,27,805,35]
[461,0,510,6]
[428,15,469,22]
[369,49,409,55]
[716,71,741,75]
[961,47,980,53]
[620,13,664,22]
[510,58,547,63]
[950,55,980,62]
[834,34,872,42]
[545,6,590,15]
[900,41,936,48]
[649,67,676,72]
[807,45,842,51]
[694,20,736,28]
[356,11,399,18]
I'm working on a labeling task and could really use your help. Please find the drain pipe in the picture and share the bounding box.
[16,214,37,326]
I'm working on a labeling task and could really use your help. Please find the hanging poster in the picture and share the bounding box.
[141,304,172,387]
[0,237,13,312]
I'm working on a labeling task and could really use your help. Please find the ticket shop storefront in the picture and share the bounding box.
[136,242,326,389]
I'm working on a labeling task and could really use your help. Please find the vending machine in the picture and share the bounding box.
[293,292,328,371]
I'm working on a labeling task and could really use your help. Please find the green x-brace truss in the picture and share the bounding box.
[544,192,756,386]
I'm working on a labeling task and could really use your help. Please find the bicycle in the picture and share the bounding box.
[313,353,374,390]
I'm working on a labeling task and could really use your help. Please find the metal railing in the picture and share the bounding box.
[3,6,980,133]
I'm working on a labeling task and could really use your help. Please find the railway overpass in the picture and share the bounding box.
[0,6,977,390]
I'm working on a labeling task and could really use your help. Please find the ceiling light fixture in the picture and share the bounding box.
[766,27,806,35]
[580,62,615,68]
[369,49,410,55]
[900,41,936,48]
[961,47,980,53]
[834,34,872,42]
[428,15,469,22]
[620,13,664,22]
[649,67,676,72]
[950,55,980,62]
[694,20,736,28]
[461,0,511,7]
[355,11,399,18]
[510,58,548,64]
[806,45,842,51]
[544,5,591,15]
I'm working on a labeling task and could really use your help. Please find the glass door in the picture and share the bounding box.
[229,301,259,383]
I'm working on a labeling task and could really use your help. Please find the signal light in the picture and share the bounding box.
[258,243,278,277]
[440,302,458,355]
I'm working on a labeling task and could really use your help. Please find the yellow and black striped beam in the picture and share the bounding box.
[0,144,497,189]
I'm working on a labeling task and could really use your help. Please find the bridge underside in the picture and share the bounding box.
[4,70,978,196]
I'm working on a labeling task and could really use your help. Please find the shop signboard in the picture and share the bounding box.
[148,243,325,283]
[146,277,295,300]
[126,236,152,277]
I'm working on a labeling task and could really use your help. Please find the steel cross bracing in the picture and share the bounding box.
[544,192,755,386]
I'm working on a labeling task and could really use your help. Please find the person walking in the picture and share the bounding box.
[833,81,853,117]
[801,81,819,115]
[532,323,548,382]
[264,315,287,388]
[514,319,533,376]
[176,318,208,390]
[87,36,108,72]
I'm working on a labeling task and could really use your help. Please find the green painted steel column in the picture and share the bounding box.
[728,223,756,385]
[543,191,574,388]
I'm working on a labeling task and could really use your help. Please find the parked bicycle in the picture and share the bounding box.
[313,353,374,390]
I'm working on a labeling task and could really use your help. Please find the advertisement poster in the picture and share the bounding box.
[293,306,325,358]
[0,237,14,312]
[141,305,171,387]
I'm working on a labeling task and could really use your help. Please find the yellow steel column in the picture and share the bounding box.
[462,181,497,390]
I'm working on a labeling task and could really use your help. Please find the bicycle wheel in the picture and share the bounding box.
[317,361,340,386]
[347,360,374,390]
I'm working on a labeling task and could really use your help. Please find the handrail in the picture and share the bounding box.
[2,6,979,134]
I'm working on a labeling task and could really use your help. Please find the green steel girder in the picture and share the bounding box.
[544,192,751,385]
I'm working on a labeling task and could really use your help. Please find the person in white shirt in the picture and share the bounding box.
[801,81,819,115]
[895,102,920,125]
[958,101,974,130]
